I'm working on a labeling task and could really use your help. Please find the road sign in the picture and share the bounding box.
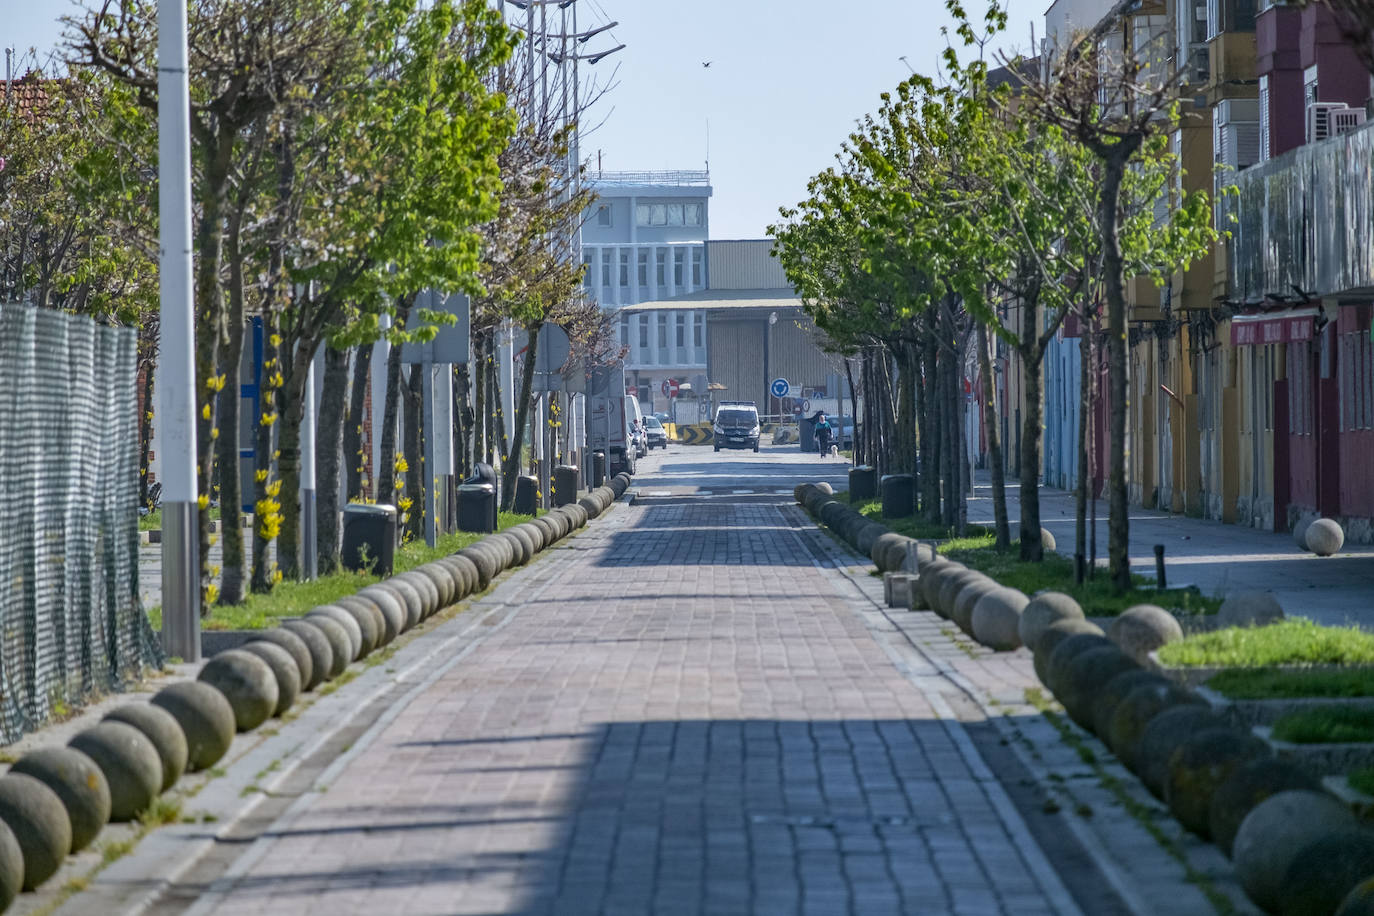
[662,378,680,398]
[770,377,790,399]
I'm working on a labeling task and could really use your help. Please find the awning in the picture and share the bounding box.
[1230,307,1319,346]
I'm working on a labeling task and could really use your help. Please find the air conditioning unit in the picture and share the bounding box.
[1307,102,1368,144]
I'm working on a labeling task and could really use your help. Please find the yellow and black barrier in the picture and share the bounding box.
[678,424,714,445]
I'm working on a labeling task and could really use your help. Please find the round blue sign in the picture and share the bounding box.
[770,377,790,398]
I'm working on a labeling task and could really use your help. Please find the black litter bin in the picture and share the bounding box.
[461,463,499,530]
[457,484,496,533]
[849,466,877,503]
[880,474,916,519]
[513,475,538,515]
[341,503,397,576]
[799,417,816,452]
[591,451,606,488]
[552,465,579,507]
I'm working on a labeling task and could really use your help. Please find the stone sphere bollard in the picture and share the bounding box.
[457,546,497,590]
[198,649,280,732]
[11,748,111,853]
[1306,518,1345,557]
[151,682,237,771]
[1018,592,1085,657]
[393,569,439,618]
[1216,590,1285,629]
[333,596,383,656]
[1337,876,1374,916]
[937,568,985,621]
[1043,631,1114,698]
[240,641,302,717]
[1136,706,1227,799]
[418,561,459,606]
[950,575,1000,635]
[69,721,163,822]
[250,627,314,688]
[1207,757,1320,858]
[356,587,406,646]
[383,576,424,630]
[0,773,71,890]
[1278,829,1374,916]
[278,620,334,690]
[0,818,22,908]
[871,532,907,571]
[1108,605,1184,664]
[306,605,362,661]
[440,555,479,599]
[1031,619,1104,687]
[815,481,833,496]
[1058,647,1140,730]
[1040,528,1057,551]
[1233,789,1359,914]
[103,703,189,792]
[1106,681,1206,773]
[296,617,351,680]
[1163,726,1272,838]
[1090,669,1169,740]
[970,588,1030,651]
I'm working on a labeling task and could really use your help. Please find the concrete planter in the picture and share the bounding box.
[1252,725,1374,778]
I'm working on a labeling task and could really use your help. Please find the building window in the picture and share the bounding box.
[619,314,630,348]
[691,248,703,288]
[1303,65,1319,108]
[675,312,686,348]
[600,250,611,289]
[583,252,593,292]
[657,314,668,351]
[596,205,611,227]
[1259,75,1271,163]
[694,311,704,348]
[638,315,649,350]
[619,250,630,289]
[674,248,685,287]
[656,249,667,287]
[635,202,705,227]
[637,249,649,288]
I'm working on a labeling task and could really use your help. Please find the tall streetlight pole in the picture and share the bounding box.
[157,0,200,662]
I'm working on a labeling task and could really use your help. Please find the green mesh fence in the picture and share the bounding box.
[0,304,162,743]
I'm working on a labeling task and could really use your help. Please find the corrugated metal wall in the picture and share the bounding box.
[770,315,836,390]
[707,311,839,407]
[708,318,765,404]
[707,240,788,290]
[1223,121,1374,302]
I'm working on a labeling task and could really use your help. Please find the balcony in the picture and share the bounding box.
[1219,120,1374,303]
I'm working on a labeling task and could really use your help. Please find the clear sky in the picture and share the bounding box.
[2,0,1043,240]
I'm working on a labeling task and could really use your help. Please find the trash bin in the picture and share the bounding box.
[799,417,816,452]
[341,503,397,576]
[591,451,606,488]
[462,463,499,530]
[881,474,916,519]
[849,466,877,502]
[552,465,579,507]
[457,484,496,533]
[513,475,538,515]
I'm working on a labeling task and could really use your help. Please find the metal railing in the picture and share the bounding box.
[589,170,710,187]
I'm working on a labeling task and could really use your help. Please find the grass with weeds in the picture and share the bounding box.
[846,498,1217,617]
[1349,767,1374,797]
[1208,667,1374,699]
[147,511,535,632]
[1157,619,1374,668]
[1272,705,1374,744]
[100,837,136,865]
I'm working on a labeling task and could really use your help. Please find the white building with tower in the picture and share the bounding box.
[581,170,712,409]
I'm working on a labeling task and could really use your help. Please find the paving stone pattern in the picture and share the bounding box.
[186,500,1076,916]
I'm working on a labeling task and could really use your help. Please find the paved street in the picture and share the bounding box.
[116,443,1107,916]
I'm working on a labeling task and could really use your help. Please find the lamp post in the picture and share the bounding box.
[157,0,200,662]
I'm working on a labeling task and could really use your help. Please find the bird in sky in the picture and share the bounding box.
[702,60,712,68]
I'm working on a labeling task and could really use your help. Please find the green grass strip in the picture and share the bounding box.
[148,511,535,632]
[1208,668,1374,700]
[1271,705,1374,744]
[1157,619,1374,668]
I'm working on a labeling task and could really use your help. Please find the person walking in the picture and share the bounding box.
[812,412,833,457]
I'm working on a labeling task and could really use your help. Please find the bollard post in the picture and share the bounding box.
[1154,544,1167,590]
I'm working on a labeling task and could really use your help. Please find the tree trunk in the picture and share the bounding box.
[402,363,424,543]
[216,210,247,606]
[921,323,940,521]
[377,299,410,507]
[139,356,155,511]
[1100,157,1132,592]
[844,358,862,468]
[1019,301,1046,561]
[473,333,487,466]
[251,312,279,594]
[977,323,1010,549]
[344,343,372,501]
[502,322,541,511]
[455,362,472,480]
[1075,309,1091,584]
[316,344,349,573]
[941,309,959,529]
[276,335,318,581]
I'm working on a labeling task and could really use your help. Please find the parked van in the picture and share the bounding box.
[713,400,760,453]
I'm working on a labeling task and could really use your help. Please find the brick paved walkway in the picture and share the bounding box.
[180,498,1081,916]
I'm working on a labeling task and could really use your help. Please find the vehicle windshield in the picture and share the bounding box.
[716,409,756,427]
[644,417,662,429]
